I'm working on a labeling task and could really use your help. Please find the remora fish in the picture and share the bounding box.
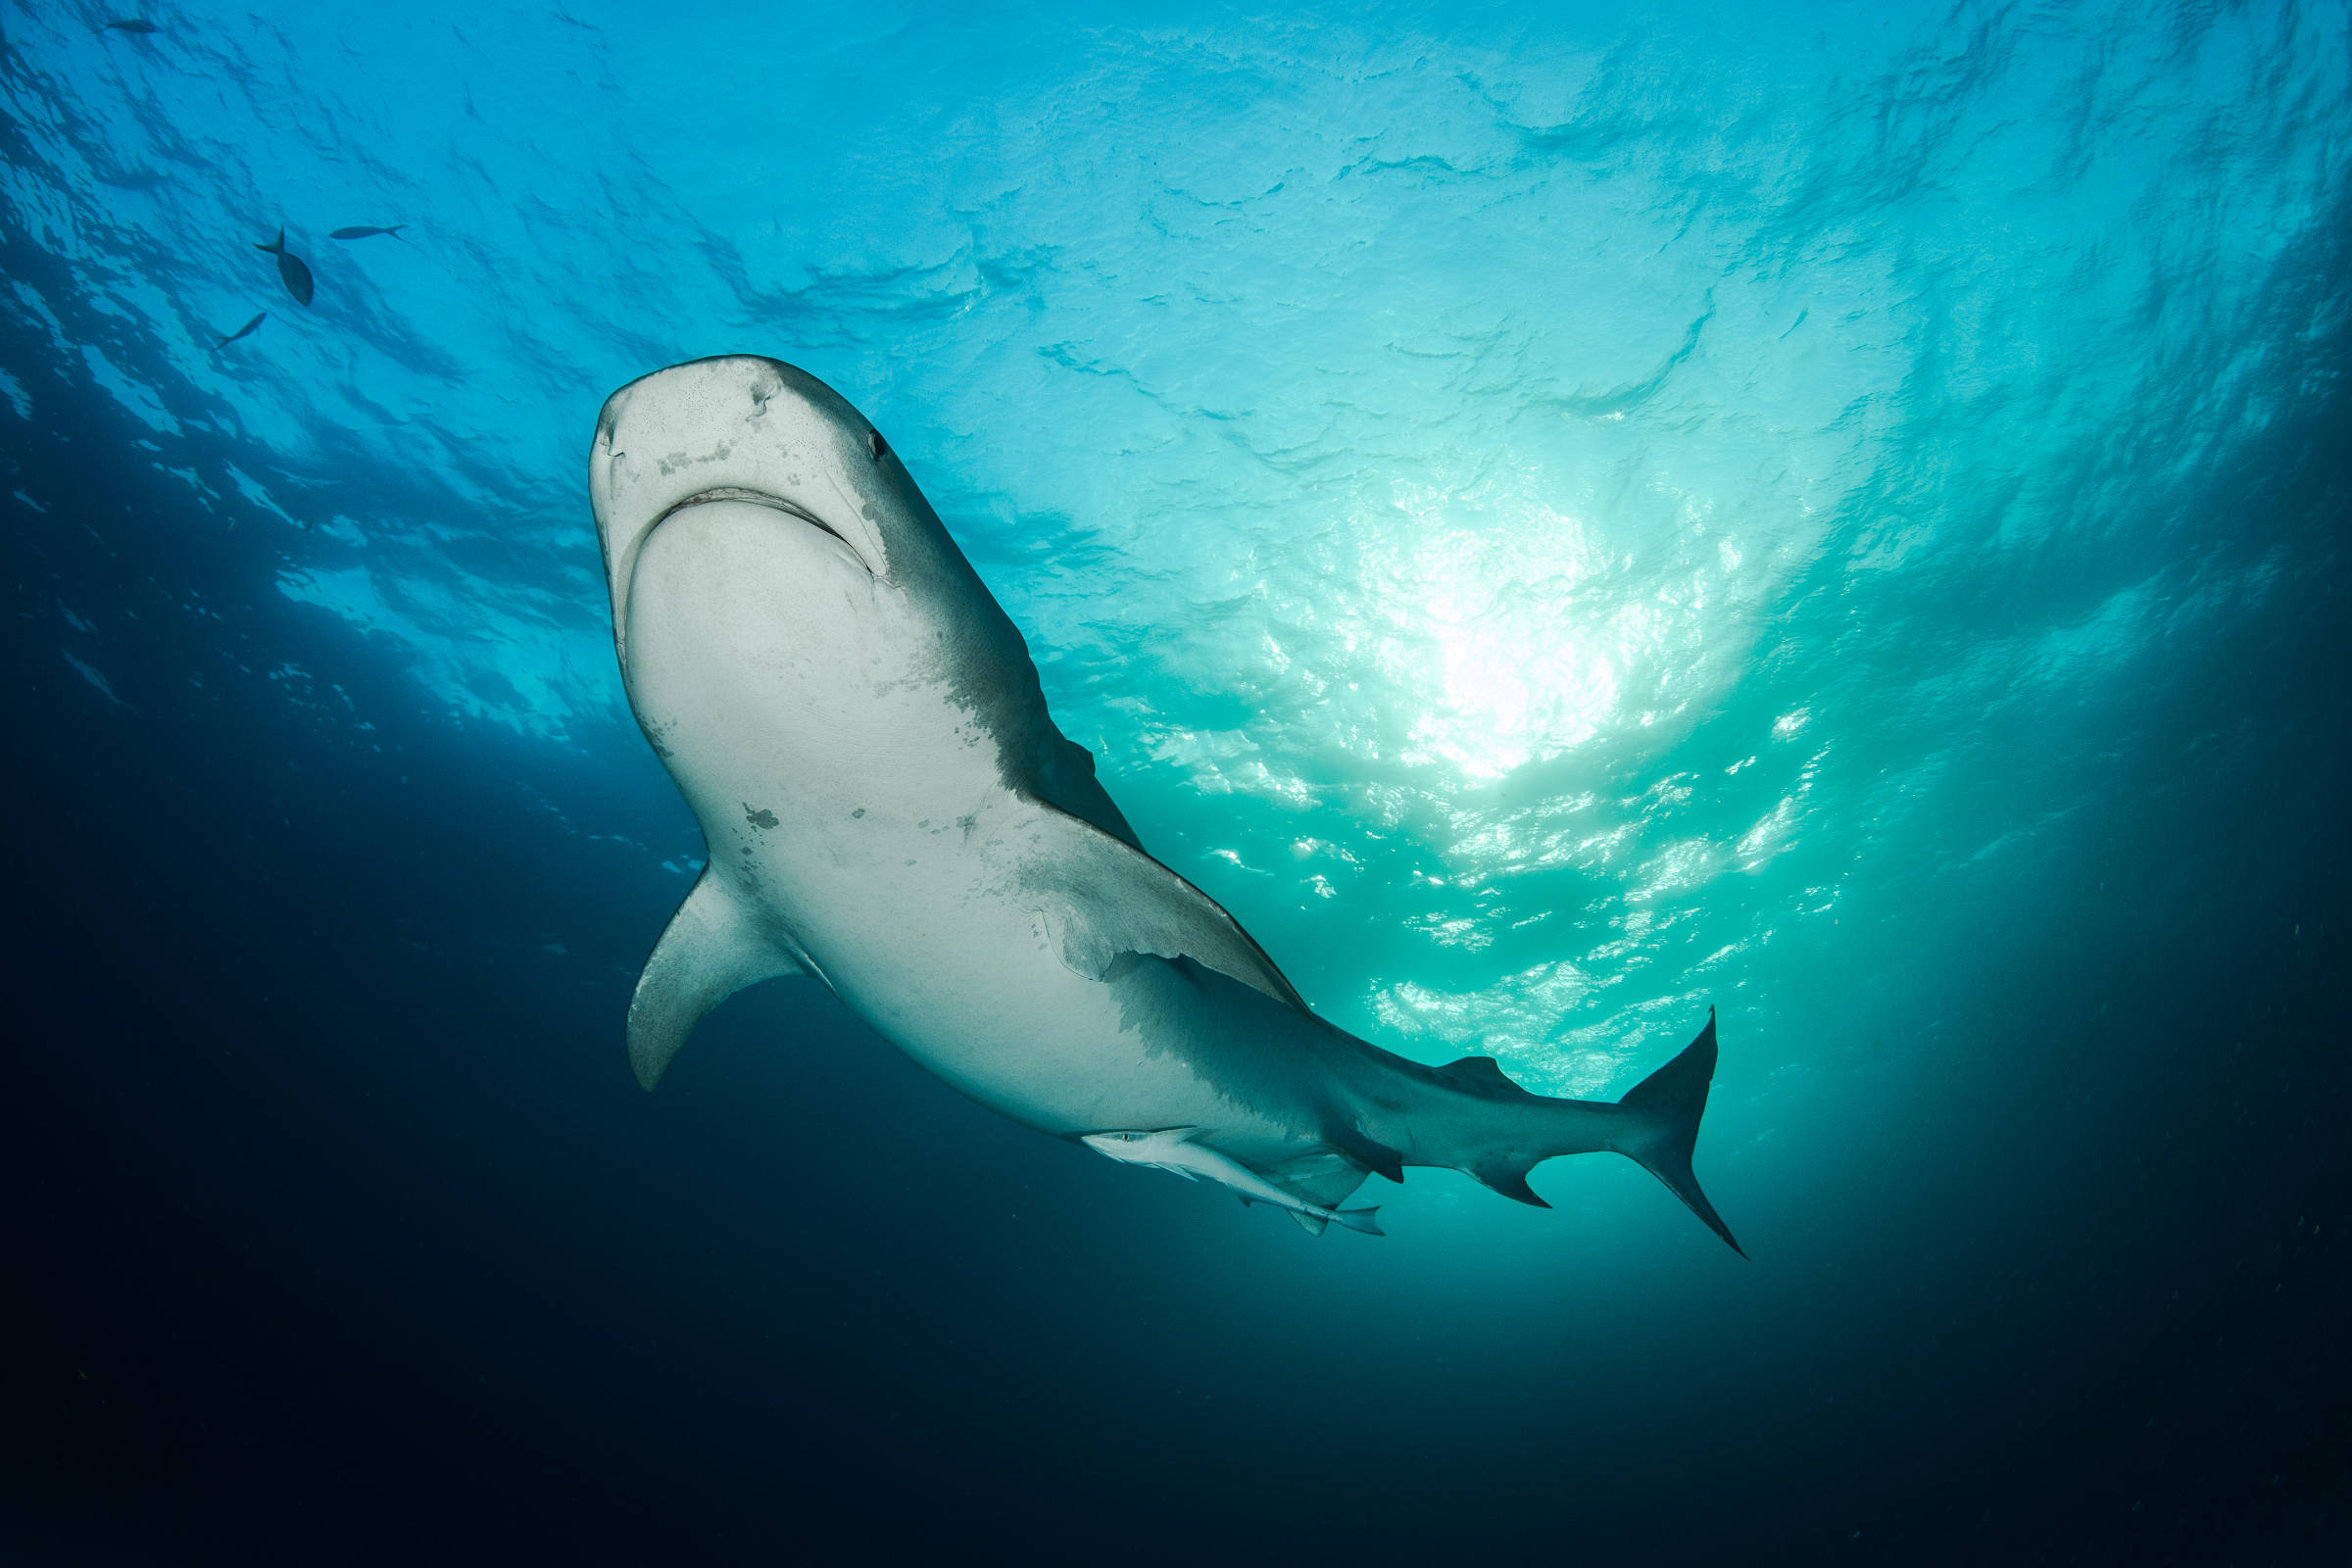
[253,227,313,306]
[590,355,1742,1251]
[1083,1128,1386,1235]
[329,224,406,241]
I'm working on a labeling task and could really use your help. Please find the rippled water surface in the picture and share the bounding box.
[5,3,2348,1563]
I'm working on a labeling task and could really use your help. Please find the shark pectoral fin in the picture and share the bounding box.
[627,869,808,1091]
[1024,802,1313,1017]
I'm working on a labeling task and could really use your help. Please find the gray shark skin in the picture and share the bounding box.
[589,355,1741,1252]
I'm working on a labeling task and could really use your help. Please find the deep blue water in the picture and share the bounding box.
[4,2,2348,1562]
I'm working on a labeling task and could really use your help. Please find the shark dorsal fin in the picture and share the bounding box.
[1439,1054,1521,1091]
[627,868,809,1090]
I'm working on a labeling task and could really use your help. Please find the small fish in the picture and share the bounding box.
[253,227,314,306]
[329,224,406,241]
[98,19,159,33]
[211,311,266,351]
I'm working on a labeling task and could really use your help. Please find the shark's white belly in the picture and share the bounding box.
[710,786,1263,1139]
[626,501,1266,1138]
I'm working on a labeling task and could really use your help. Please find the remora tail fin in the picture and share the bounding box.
[627,868,808,1090]
[1333,1207,1384,1237]
[1616,1009,1744,1256]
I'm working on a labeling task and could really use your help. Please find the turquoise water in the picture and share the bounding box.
[4,3,2347,1561]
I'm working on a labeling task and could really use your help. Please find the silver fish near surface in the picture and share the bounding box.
[211,311,266,351]
[588,355,1742,1251]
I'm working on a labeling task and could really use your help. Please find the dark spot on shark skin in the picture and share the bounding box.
[656,450,689,476]
[743,363,786,412]
[851,808,865,818]
[743,804,780,830]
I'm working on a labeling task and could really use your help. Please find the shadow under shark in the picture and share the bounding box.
[588,355,1741,1252]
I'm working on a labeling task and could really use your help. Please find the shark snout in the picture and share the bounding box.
[589,355,893,660]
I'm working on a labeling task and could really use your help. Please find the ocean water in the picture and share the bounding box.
[3,1,2347,1562]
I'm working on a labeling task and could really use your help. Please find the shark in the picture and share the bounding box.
[589,354,1742,1251]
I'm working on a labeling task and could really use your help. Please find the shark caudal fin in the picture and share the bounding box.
[1615,1009,1744,1256]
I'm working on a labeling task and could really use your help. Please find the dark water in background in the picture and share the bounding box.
[3,2,2348,1562]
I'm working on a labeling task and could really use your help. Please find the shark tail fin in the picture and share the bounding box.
[255,227,283,254]
[1614,1009,1744,1257]
[1333,1206,1384,1237]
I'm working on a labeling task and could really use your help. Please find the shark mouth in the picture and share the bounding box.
[607,481,876,667]
[649,486,874,577]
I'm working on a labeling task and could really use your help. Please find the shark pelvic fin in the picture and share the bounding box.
[1468,1162,1553,1208]
[1329,1128,1407,1184]
[627,869,808,1091]
[1286,1208,1329,1236]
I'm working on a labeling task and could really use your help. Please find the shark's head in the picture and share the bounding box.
[1081,1128,1202,1163]
[589,355,951,668]
[588,354,1104,830]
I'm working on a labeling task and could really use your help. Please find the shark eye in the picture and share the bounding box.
[868,429,890,463]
